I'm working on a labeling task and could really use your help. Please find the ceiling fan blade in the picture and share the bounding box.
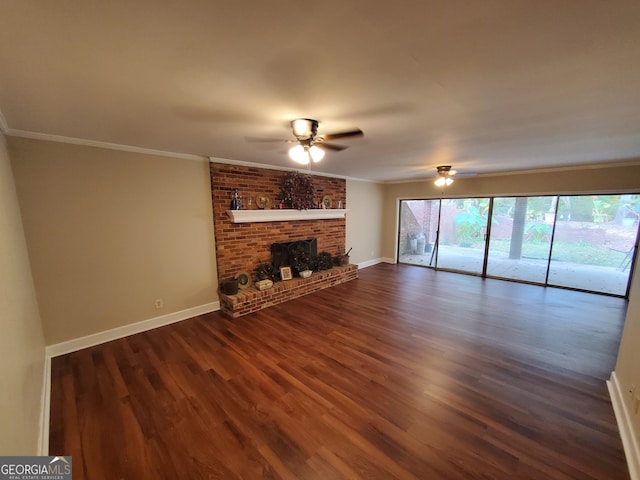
[321,129,364,141]
[317,142,348,151]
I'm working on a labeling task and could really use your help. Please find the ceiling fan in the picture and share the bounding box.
[434,165,457,187]
[433,165,477,186]
[247,118,363,165]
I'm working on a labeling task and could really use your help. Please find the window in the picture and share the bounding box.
[398,193,639,297]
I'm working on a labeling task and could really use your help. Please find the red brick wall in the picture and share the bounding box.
[210,163,347,282]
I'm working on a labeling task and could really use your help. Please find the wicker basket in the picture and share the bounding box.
[334,254,349,266]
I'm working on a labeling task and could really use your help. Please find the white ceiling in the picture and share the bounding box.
[1,1,639,181]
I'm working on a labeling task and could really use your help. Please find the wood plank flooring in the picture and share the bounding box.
[49,263,630,479]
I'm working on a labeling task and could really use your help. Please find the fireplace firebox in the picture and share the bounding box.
[271,238,317,275]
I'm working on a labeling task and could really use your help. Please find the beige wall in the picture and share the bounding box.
[381,163,640,259]
[9,138,218,345]
[0,132,46,454]
[346,179,385,265]
[615,252,640,449]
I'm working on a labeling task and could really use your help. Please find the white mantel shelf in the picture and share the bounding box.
[226,209,349,223]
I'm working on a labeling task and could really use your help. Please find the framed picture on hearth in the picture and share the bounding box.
[280,266,292,281]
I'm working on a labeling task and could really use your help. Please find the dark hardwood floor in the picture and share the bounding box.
[49,263,630,479]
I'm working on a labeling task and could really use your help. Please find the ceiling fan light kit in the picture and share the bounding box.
[288,144,325,164]
[434,175,453,187]
[434,165,456,187]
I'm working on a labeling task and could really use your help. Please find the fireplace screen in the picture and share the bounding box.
[271,238,318,274]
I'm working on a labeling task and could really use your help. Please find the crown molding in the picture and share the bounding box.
[209,156,379,183]
[384,158,640,185]
[6,129,207,161]
[476,159,640,177]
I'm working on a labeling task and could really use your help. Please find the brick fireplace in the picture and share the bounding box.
[210,163,358,316]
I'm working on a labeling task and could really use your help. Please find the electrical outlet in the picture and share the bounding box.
[154,299,163,309]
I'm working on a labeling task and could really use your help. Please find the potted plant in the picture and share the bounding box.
[256,262,274,281]
[317,251,333,271]
[291,244,313,278]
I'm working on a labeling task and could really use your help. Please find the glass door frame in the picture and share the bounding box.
[398,196,493,276]
[483,195,560,287]
[433,197,493,276]
[397,193,640,298]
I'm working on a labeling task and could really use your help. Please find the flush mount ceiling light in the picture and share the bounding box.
[434,165,456,187]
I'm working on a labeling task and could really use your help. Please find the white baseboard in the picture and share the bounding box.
[357,257,396,269]
[39,301,220,455]
[357,258,382,269]
[46,302,220,358]
[608,371,639,480]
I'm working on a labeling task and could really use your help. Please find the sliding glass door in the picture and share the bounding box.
[398,200,440,267]
[398,193,639,297]
[486,196,555,284]
[547,194,638,295]
[435,198,490,274]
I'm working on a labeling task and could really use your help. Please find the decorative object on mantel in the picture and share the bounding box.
[235,271,252,289]
[317,251,333,271]
[278,171,316,210]
[322,195,332,209]
[230,188,242,210]
[255,192,272,209]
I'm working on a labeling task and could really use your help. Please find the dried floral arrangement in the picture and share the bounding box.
[278,171,316,210]
[291,244,313,273]
[317,251,333,271]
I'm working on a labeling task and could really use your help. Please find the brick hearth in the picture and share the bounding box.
[219,265,358,318]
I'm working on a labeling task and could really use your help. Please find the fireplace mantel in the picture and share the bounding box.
[226,209,348,223]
